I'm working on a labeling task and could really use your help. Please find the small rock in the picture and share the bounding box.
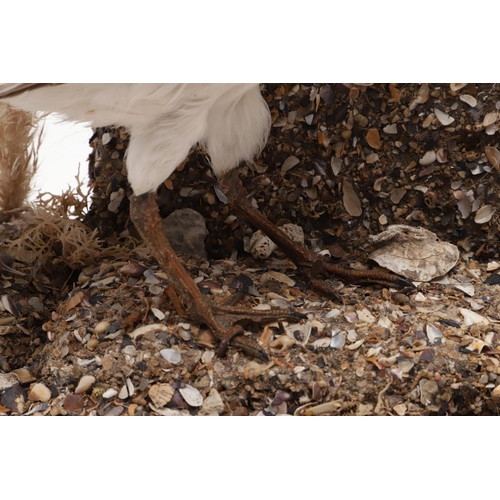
[28,382,52,402]
[161,209,208,258]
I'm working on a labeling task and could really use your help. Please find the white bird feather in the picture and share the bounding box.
[0,83,271,195]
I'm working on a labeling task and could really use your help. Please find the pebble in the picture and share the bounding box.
[94,322,110,335]
[28,382,52,402]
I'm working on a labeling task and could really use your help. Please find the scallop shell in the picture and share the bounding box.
[148,384,174,408]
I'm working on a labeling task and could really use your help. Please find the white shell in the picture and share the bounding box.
[199,388,224,415]
[281,155,300,174]
[474,205,495,224]
[151,308,165,320]
[160,348,181,364]
[330,330,346,349]
[75,375,96,394]
[102,388,118,399]
[419,150,436,166]
[459,94,477,107]
[130,323,168,340]
[459,308,489,326]
[434,108,455,126]
[426,323,443,344]
[179,385,204,407]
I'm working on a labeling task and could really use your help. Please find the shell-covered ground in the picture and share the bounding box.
[2,84,500,415]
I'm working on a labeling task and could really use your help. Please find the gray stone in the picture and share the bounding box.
[161,209,208,259]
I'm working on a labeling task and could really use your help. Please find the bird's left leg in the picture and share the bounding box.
[129,192,304,360]
[219,169,413,299]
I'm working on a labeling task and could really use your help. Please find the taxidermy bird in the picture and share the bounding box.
[0,83,407,360]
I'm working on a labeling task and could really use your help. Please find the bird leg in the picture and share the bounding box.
[219,169,413,298]
[129,192,304,361]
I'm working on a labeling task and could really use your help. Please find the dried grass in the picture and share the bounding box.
[0,108,136,272]
[6,170,135,271]
[0,102,43,217]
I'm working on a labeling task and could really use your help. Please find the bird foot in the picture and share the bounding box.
[219,169,415,300]
[129,191,305,361]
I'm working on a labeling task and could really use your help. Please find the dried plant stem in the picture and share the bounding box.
[0,102,43,218]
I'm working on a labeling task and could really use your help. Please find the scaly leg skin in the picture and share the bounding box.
[219,169,414,298]
[129,192,304,361]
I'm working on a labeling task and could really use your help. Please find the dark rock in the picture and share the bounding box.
[161,208,208,259]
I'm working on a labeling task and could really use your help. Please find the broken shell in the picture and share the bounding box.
[426,323,443,344]
[151,308,165,320]
[160,348,181,365]
[281,155,300,174]
[487,261,500,271]
[0,373,19,391]
[260,271,295,287]
[419,150,436,166]
[491,385,500,401]
[270,334,296,351]
[459,308,489,326]
[130,323,168,340]
[119,262,146,278]
[485,146,500,169]
[474,205,495,224]
[118,385,129,399]
[285,322,312,345]
[199,388,224,416]
[75,375,96,394]
[483,111,498,127]
[459,94,477,107]
[342,178,362,217]
[346,339,364,350]
[420,379,438,406]
[126,378,135,397]
[330,330,346,349]
[148,384,174,408]
[434,108,455,126]
[243,360,274,379]
[383,123,397,134]
[450,83,467,91]
[356,306,376,323]
[28,382,51,402]
[179,384,203,407]
[466,339,489,353]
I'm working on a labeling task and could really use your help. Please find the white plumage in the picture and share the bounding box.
[1,83,271,195]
